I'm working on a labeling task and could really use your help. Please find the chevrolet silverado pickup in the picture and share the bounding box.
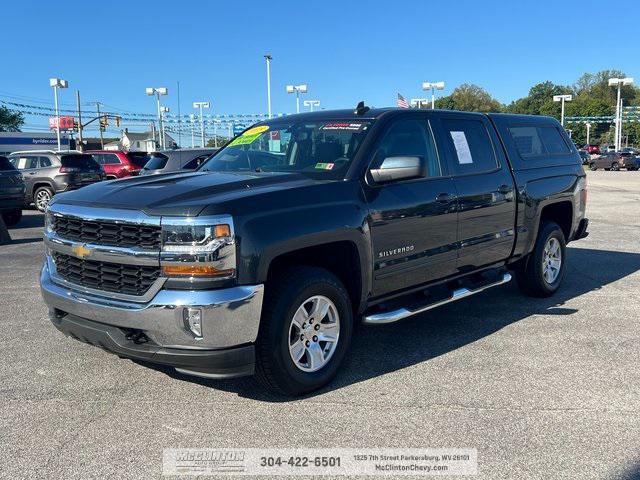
[40,104,589,395]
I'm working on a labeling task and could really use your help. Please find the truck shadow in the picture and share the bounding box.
[148,246,640,402]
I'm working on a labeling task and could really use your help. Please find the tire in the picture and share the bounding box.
[1,209,22,227]
[611,163,620,171]
[515,221,567,298]
[255,266,353,396]
[589,163,598,171]
[34,186,54,212]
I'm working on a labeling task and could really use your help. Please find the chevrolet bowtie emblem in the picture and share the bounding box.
[72,244,92,259]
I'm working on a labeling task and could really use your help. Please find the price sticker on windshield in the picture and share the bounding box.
[229,125,269,146]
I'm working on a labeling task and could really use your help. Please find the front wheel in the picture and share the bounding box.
[34,186,54,212]
[589,163,598,171]
[255,266,353,396]
[611,163,620,171]
[516,221,567,297]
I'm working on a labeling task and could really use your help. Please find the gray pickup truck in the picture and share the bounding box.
[40,105,588,395]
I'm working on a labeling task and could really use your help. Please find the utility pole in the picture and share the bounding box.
[76,91,83,152]
[96,102,104,149]
[264,54,272,118]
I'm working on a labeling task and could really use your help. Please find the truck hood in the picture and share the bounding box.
[52,170,319,216]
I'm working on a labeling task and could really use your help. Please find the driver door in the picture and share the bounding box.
[364,115,459,297]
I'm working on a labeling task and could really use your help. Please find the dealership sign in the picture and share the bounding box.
[49,116,75,130]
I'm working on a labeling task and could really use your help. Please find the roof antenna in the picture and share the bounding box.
[354,101,370,116]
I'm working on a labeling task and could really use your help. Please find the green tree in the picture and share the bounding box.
[434,84,503,112]
[0,106,24,132]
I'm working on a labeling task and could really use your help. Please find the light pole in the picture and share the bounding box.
[303,100,320,112]
[422,81,445,109]
[608,77,634,152]
[160,106,170,149]
[49,78,68,150]
[264,54,272,118]
[193,101,210,147]
[585,122,591,146]
[286,84,308,113]
[553,94,572,127]
[189,114,195,148]
[410,98,429,109]
[146,87,168,149]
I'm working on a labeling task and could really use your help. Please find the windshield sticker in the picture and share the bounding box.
[450,131,473,164]
[314,162,335,170]
[321,122,365,131]
[229,125,269,146]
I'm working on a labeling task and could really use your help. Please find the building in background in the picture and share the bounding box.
[105,130,177,152]
[0,132,70,155]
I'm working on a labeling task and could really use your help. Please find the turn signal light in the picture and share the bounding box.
[162,265,235,277]
[214,224,231,237]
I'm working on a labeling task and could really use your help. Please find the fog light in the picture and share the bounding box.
[183,307,203,338]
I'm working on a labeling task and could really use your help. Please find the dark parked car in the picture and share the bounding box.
[86,150,148,179]
[588,152,638,171]
[0,155,25,226]
[138,148,218,175]
[41,107,588,396]
[8,150,105,211]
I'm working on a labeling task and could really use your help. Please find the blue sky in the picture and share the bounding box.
[3,0,640,137]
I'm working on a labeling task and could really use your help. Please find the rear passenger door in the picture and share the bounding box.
[437,113,516,272]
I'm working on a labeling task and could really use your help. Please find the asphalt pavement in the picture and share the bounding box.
[0,171,639,479]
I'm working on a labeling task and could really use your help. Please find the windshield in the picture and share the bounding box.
[200,120,372,177]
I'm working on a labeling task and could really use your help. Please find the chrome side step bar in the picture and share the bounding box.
[363,272,512,325]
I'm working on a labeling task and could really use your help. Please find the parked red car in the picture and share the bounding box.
[85,150,148,179]
[584,144,600,155]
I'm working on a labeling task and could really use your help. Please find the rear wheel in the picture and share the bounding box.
[34,186,53,212]
[516,221,567,297]
[255,266,353,396]
[611,162,620,171]
[589,163,598,171]
[1,209,22,227]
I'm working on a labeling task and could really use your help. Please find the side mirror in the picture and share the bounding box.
[369,156,424,183]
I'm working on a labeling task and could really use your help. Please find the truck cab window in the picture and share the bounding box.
[442,118,498,175]
[373,119,441,177]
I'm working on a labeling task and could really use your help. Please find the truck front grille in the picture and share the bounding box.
[53,216,161,250]
[53,252,160,296]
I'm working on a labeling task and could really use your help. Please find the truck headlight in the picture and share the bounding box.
[160,216,236,279]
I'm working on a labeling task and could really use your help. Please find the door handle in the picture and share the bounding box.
[498,184,513,195]
[435,193,453,203]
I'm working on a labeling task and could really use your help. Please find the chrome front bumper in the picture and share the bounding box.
[40,261,264,350]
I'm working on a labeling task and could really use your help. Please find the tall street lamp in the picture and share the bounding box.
[146,87,168,149]
[160,106,170,149]
[189,114,195,148]
[193,101,210,147]
[422,81,445,109]
[49,78,69,150]
[553,94,572,127]
[264,54,272,118]
[608,77,634,152]
[286,84,308,113]
[303,99,320,112]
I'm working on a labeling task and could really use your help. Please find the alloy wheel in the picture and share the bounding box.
[542,237,562,284]
[288,295,340,372]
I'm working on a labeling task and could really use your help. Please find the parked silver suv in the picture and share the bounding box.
[8,150,104,211]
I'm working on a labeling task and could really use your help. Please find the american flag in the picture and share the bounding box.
[396,93,409,109]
